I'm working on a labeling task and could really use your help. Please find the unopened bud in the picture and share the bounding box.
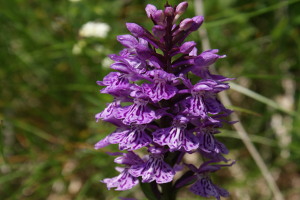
[145,4,157,18]
[176,2,188,16]
[126,23,145,37]
[180,41,196,54]
[152,10,165,25]
[179,18,193,31]
[164,6,174,17]
[190,16,204,31]
[152,25,166,38]
[117,35,138,48]
[136,44,152,59]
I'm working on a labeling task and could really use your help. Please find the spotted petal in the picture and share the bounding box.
[116,98,162,125]
[119,126,152,150]
[102,168,139,191]
[129,154,175,184]
[190,177,227,200]
[153,127,198,152]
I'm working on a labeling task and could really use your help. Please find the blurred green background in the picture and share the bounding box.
[1,0,300,199]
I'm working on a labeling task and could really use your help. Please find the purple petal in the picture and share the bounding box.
[215,140,229,154]
[198,130,215,152]
[175,2,188,16]
[190,177,219,198]
[119,198,137,200]
[114,151,144,166]
[203,96,223,114]
[164,7,174,17]
[95,101,120,122]
[186,95,207,118]
[142,82,177,103]
[129,154,175,184]
[108,128,128,144]
[180,41,196,54]
[152,25,166,38]
[116,98,162,125]
[153,116,198,151]
[102,169,139,191]
[179,18,194,31]
[128,164,144,178]
[152,10,165,25]
[94,136,110,149]
[117,34,138,48]
[190,16,204,31]
[119,126,152,150]
[145,4,157,18]
[126,23,145,37]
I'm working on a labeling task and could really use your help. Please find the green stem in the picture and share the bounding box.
[160,151,181,200]
[140,181,161,200]
[161,182,176,200]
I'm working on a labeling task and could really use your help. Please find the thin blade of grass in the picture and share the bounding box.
[0,119,4,163]
[218,130,277,146]
[227,105,261,116]
[206,0,300,27]
[230,82,296,116]
[13,119,58,143]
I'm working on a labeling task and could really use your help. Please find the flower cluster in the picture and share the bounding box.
[95,2,234,199]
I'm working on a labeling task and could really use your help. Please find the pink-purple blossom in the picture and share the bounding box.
[94,1,235,199]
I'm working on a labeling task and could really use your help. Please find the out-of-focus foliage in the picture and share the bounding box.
[0,0,299,199]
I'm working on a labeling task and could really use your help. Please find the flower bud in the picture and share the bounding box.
[180,41,196,54]
[145,4,157,18]
[194,49,226,66]
[117,35,138,48]
[152,25,166,38]
[179,18,193,31]
[164,6,174,17]
[126,23,145,37]
[136,44,152,59]
[174,2,188,21]
[152,10,164,25]
[190,16,204,31]
[176,2,188,15]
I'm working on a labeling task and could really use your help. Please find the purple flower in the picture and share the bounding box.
[95,100,121,122]
[153,115,199,152]
[97,72,134,96]
[180,79,229,118]
[94,1,235,199]
[190,177,229,200]
[102,167,139,191]
[129,148,175,184]
[188,161,235,200]
[95,125,152,151]
[191,49,234,82]
[102,152,144,191]
[116,98,163,125]
[197,128,228,155]
[142,70,178,102]
[119,198,137,200]
[117,34,139,48]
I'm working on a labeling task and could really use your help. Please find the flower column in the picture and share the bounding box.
[95,2,235,200]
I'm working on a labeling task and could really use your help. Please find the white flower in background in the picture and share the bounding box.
[69,0,81,2]
[72,40,86,55]
[102,57,113,69]
[94,45,105,54]
[79,22,110,38]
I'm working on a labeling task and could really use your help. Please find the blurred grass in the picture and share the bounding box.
[0,0,300,199]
